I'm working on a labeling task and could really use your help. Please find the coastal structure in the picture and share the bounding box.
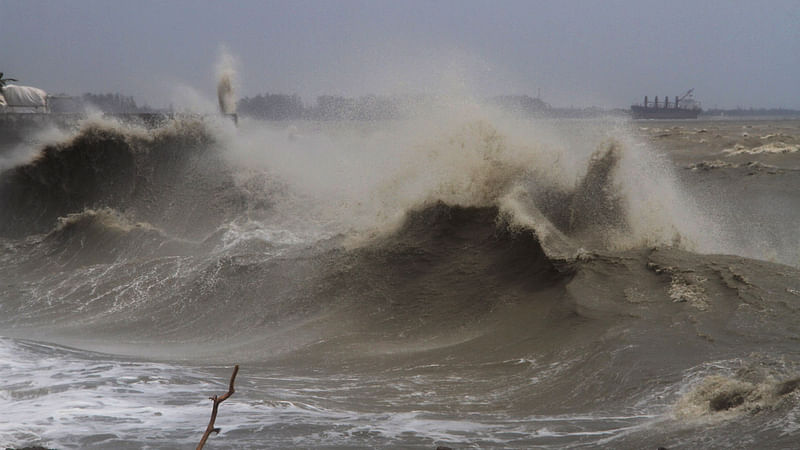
[631,89,701,119]
[0,73,49,113]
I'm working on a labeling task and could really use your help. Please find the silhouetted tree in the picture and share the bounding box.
[0,73,19,89]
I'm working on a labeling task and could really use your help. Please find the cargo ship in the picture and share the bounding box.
[630,89,701,119]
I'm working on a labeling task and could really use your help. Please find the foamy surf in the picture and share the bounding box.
[0,338,664,449]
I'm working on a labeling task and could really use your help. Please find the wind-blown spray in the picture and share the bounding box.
[216,48,238,117]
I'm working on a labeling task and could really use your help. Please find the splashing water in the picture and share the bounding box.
[216,48,237,115]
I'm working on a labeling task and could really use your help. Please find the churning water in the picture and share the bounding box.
[2,108,800,448]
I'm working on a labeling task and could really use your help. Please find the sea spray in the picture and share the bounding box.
[219,105,723,255]
[216,48,238,115]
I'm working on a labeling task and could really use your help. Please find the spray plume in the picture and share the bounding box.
[216,48,238,115]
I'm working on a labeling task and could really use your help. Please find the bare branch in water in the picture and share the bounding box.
[197,365,239,450]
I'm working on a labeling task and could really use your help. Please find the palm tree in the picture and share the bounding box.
[0,73,19,89]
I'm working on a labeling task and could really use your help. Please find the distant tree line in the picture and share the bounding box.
[82,93,144,113]
[49,93,153,113]
[236,93,562,120]
[237,93,305,120]
[237,94,407,120]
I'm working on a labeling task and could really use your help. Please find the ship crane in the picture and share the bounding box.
[676,89,694,107]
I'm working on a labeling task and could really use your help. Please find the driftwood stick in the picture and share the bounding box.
[197,364,239,450]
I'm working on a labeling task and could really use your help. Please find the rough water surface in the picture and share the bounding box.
[1,113,799,449]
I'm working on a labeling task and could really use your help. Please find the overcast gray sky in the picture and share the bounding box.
[2,0,798,109]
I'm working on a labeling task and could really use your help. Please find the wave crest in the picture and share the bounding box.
[0,118,239,238]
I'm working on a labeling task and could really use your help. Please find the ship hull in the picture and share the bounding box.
[630,105,700,119]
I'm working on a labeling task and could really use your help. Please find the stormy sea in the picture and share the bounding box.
[1,107,799,449]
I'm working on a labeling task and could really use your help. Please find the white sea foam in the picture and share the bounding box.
[723,142,800,155]
[0,338,214,448]
[0,337,662,448]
